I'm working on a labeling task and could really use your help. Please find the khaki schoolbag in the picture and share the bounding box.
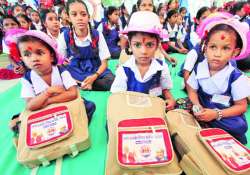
[106,91,182,175]
[17,94,90,169]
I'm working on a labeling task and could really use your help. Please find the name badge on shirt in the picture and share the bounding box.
[211,94,231,107]
[149,87,162,96]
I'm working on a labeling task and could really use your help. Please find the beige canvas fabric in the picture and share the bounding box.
[118,49,164,65]
[106,91,182,175]
[165,109,250,175]
[17,94,90,168]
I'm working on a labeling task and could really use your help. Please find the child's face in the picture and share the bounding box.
[17,16,30,30]
[3,18,19,32]
[180,9,187,17]
[68,2,89,31]
[130,33,158,66]
[13,6,25,17]
[108,10,120,25]
[197,10,210,24]
[44,12,60,32]
[176,15,183,25]
[168,13,178,25]
[19,40,54,75]
[168,0,179,10]
[205,30,240,71]
[30,12,40,23]
[139,0,154,12]
[61,9,69,23]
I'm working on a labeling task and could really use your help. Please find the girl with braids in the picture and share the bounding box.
[97,6,121,59]
[58,0,114,91]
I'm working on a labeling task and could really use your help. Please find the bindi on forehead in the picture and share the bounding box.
[220,34,226,40]
[27,46,33,51]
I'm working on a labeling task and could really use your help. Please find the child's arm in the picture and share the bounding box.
[163,89,176,110]
[25,90,52,111]
[177,39,188,54]
[195,99,247,122]
[46,86,78,105]
[81,59,108,89]
[158,44,177,64]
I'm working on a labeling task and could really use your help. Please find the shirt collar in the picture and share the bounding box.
[196,58,235,91]
[73,29,92,42]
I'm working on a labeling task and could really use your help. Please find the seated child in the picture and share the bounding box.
[186,18,250,144]
[10,30,95,133]
[58,0,114,91]
[111,11,176,111]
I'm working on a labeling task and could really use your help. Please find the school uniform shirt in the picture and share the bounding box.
[2,39,9,54]
[165,23,181,41]
[32,21,43,31]
[189,25,201,47]
[21,66,77,98]
[183,48,198,71]
[47,30,60,43]
[187,58,250,102]
[57,29,110,61]
[111,55,173,95]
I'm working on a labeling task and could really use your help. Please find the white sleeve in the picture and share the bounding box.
[190,32,200,47]
[57,32,68,58]
[2,40,9,54]
[183,49,198,71]
[61,70,77,90]
[161,62,173,90]
[98,32,111,60]
[231,75,250,101]
[97,23,103,33]
[187,71,199,90]
[110,66,128,93]
[21,78,35,98]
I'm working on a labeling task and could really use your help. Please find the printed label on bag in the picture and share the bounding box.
[209,139,250,170]
[118,130,170,165]
[26,106,72,148]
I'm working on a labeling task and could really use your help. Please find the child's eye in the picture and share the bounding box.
[80,12,87,17]
[145,42,156,48]
[209,45,216,50]
[36,50,45,55]
[23,51,31,57]
[133,42,142,48]
[223,46,231,50]
[70,12,76,16]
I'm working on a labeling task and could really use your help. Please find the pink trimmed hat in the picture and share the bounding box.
[5,29,64,64]
[121,11,168,39]
[197,16,250,60]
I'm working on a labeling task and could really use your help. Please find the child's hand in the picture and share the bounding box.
[165,98,176,111]
[169,57,177,65]
[47,86,65,95]
[194,108,218,122]
[179,48,188,54]
[81,74,97,90]
[14,64,25,74]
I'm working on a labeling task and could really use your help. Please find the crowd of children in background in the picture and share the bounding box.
[1,0,250,145]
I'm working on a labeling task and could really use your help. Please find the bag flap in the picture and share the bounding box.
[199,128,250,173]
[117,117,174,168]
[26,106,73,149]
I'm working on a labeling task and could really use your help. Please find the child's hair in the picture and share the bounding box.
[11,4,24,15]
[2,15,20,28]
[17,35,58,65]
[202,24,243,54]
[126,31,160,55]
[179,7,186,13]
[196,6,210,21]
[40,9,57,24]
[105,6,119,19]
[163,9,178,26]
[230,1,246,15]
[58,6,65,17]
[66,0,98,57]
[16,14,32,23]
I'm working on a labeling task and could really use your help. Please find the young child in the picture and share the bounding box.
[15,30,95,121]
[16,14,32,30]
[164,9,188,54]
[40,9,60,42]
[58,0,114,91]
[58,6,70,33]
[97,6,121,59]
[186,18,250,144]
[111,11,176,111]
[30,10,43,31]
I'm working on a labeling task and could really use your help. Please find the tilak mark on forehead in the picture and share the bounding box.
[27,46,32,51]
[142,37,146,43]
[221,34,225,40]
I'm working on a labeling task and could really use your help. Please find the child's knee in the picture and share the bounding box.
[83,99,96,124]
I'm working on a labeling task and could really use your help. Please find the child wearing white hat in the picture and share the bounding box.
[111,11,176,111]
